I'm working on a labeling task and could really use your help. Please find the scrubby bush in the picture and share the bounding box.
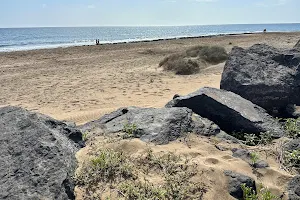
[250,152,259,166]
[123,123,138,138]
[161,58,200,75]
[284,118,300,138]
[241,183,279,200]
[76,148,207,200]
[284,149,300,171]
[75,149,136,187]
[185,45,228,64]
[159,45,228,75]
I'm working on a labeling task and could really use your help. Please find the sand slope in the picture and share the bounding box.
[76,134,293,200]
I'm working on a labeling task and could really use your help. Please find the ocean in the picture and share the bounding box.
[1,23,300,52]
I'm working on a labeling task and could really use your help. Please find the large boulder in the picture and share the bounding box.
[224,170,256,199]
[220,44,300,116]
[0,106,83,200]
[79,107,230,144]
[166,87,284,138]
[288,176,300,200]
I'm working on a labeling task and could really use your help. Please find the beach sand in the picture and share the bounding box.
[1,32,299,125]
[1,32,300,199]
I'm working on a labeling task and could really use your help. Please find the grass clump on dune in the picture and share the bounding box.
[76,148,207,200]
[75,149,136,188]
[159,45,228,75]
[185,45,228,64]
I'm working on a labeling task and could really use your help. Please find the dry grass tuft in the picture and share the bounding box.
[75,147,207,200]
[159,45,228,75]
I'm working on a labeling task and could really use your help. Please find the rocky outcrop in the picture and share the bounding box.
[288,176,300,200]
[224,170,256,199]
[79,107,230,144]
[220,44,300,116]
[166,87,284,138]
[0,106,83,200]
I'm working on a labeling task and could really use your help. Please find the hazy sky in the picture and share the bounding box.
[0,0,299,27]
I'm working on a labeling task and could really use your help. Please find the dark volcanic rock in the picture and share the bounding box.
[166,87,284,138]
[232,149,251,161]
[79,107,225,144]
[220,44,300,117]
[215,131,242,144]
[288,176,300,200]
[295,40,300,49]
[224,170,256,199]
[286,104,300,118]
[232,148,269,168]
[0,106,83,200]
[284,139,300,152]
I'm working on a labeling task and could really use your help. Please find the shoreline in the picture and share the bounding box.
[1,31,299,54]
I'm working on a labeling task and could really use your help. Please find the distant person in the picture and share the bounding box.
[263,29,267,33]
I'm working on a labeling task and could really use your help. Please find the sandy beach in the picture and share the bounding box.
[1,32,300,125]
[1,32,300,200]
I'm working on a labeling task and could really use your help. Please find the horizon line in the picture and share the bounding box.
[1,22,300,29]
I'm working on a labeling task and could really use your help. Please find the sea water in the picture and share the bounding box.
[0,23,300,52]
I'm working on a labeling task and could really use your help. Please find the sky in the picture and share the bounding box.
[0,0,299,28]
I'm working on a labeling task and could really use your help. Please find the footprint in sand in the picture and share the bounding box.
[204,158,220,165]
[221,155,234,160]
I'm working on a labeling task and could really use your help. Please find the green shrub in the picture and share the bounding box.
[258,132,273,145]
[244,134,259,146]
[75,149,136,187]
[241,184,279,200]
[231,132,273,146]
[82,132,89,141]
[76,149,207,199]
[284,149,300,170]
[119,180,167,200]
[123,123,139,138]
[250,152,259,166]
[284,118,300,138]
[120,151,207,200]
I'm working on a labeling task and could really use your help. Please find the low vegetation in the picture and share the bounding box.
[76,148,207,199]
[230,132,273,146]
[159,45,228,75]
[185,45,228,64]
[75,149,136,188]
[123,123,139,138]
[284,118,300,139]
[241,184,280,200]
[282,148,300,173]
[250,152,260,166]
